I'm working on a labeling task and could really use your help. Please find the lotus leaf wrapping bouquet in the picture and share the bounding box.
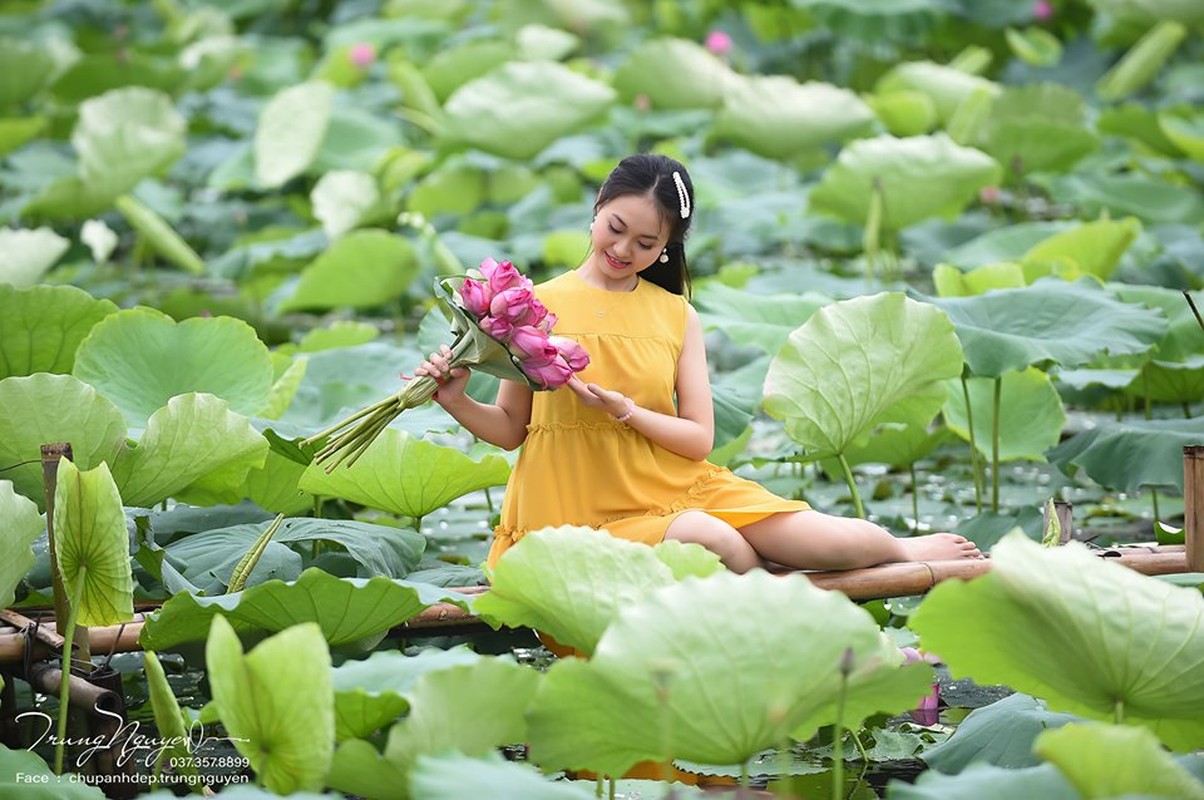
[305,258,589,470]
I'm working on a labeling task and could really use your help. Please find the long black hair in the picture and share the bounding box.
[594,153,695,297]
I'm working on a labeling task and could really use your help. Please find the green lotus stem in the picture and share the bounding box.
[740,760,750,790]
[863,178,883,284]
[775,736,793,799]
[608,777,616,800]
[594,775,603,798]
[992,376,1001,513]
[850,729,869,764]
[909,462,919,532]
[832,648,853,800]
[1114,698,1125,724]
[228,514,284,593]
[54,565,87,775]
[960,375,983,513]
[835,453,865,519]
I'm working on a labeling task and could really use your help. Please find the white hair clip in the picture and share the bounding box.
[672,171,690,219]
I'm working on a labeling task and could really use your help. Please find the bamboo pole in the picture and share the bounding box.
[1186,445,1204,573]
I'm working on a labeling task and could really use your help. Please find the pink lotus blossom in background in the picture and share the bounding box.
[349,42,376,68]
[979,185,1001,205]
[901,647,942,726]
[705,29,732,56]
[633,93,651,111]
[1033,0,1054,21]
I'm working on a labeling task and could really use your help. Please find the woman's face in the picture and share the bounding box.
[588,193,669,280]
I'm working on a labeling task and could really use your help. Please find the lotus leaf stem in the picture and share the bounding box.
[831,662,850,800]
[54,565,87,775]
[1114,698,1125,724]
[991,376,1001,513]
[608,776,616,800]
[835,453,865,519]
[909,463,919,532]
[960,375,983,513]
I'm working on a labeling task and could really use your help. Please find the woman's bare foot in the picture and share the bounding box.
[897,533,982,562]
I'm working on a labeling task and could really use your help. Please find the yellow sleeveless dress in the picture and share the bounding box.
[486,269,811,569]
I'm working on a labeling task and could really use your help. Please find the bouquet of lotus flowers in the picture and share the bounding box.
[305,258,589,470]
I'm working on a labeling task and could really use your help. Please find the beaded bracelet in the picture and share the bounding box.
[613,397,635,423]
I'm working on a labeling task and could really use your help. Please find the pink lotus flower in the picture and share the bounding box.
[490,287,545,327]
[902,647,941,726]
[508,325,553,359]
[1033,0,1053,21]
[979,185,1000,205]
[479,257,524,295]
[349,42,375,68]
[705,30,732,56]
[521,351,574,389]
[537,311,558,333]
[459,277,492,317]
[478,315,513,340]
[548,336,589,372]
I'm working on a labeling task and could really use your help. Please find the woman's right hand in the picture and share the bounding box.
[412,344,470,405]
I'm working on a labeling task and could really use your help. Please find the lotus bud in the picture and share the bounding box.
[349,42,375,68]
[705,30,732,56]
[508,326,552,359]
[547,336,589,372]
[479,257,525,295]
[458,277,492,318]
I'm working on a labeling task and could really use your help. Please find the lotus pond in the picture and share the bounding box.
[2,0,1204,797]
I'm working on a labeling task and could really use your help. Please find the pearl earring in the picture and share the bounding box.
[658,247,669,264]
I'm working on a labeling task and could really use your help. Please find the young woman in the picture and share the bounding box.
[416,153,981,573]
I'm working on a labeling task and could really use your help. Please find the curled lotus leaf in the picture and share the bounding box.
[911,533,1204,750]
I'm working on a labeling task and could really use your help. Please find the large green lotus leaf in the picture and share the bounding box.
[1160,113,1204,163]
[139,568,471,650]
[110,393,268,508]
[73,309,274,426]
[944,221,1074,268]
[0,745,107,799]
[255,80,334,188]
[1133,356,1204,405]
[279,230,419,312]
[297,321,380,353]
[0,481,42,608]
[1109,284,1204,363]
[810,134,1001,231]
[921,693,1079,773]
[0,284,117,379]
[762,293,964,460]
[0,375,127,508]
[866,89,937,137]
[694,280,830,355]
[72,87,186,197]
[819,421,953,473]
[0,116,47,158]
[1020,218,1142,282]
[472,527,677,655]
[311,170,381,239]
[875,61,1000,124]
[53,460,133,628]
[384,658,541,776]
[713,77,875,159]
[299,428,509,518]
[887,763,1078,800]
[410,753,595,800]
[206,616,333,793]
[612,37,734,110]
[1084,0,1204,25]
[910,533,1204,750]
[327,739,410,800]
[240,449,311,514]
[164,527,301,595]
[980,84,1098,176]
[652,539,725,581]
[932,262,1026,297]
[332,646,480,741]
[1034,722,1204,799]
[1037,173,1204,225]
[527,570,919,777]
[165,517,424,593]
[261,353,308,421]
[792,0,952,43]
[441,62,615,160]
[919,279,1167,377]
[420,39,514,102]
[1098,104,1184,158]
[942,368,1066,461]
[1046,416,1204,493]
[0,38,55,109]
[0,227,70,288]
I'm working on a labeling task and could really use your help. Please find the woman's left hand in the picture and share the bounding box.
[567,376,629,417]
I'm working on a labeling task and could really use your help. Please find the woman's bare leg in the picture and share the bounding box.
[739,510,981,571]
[665,510,764,573]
